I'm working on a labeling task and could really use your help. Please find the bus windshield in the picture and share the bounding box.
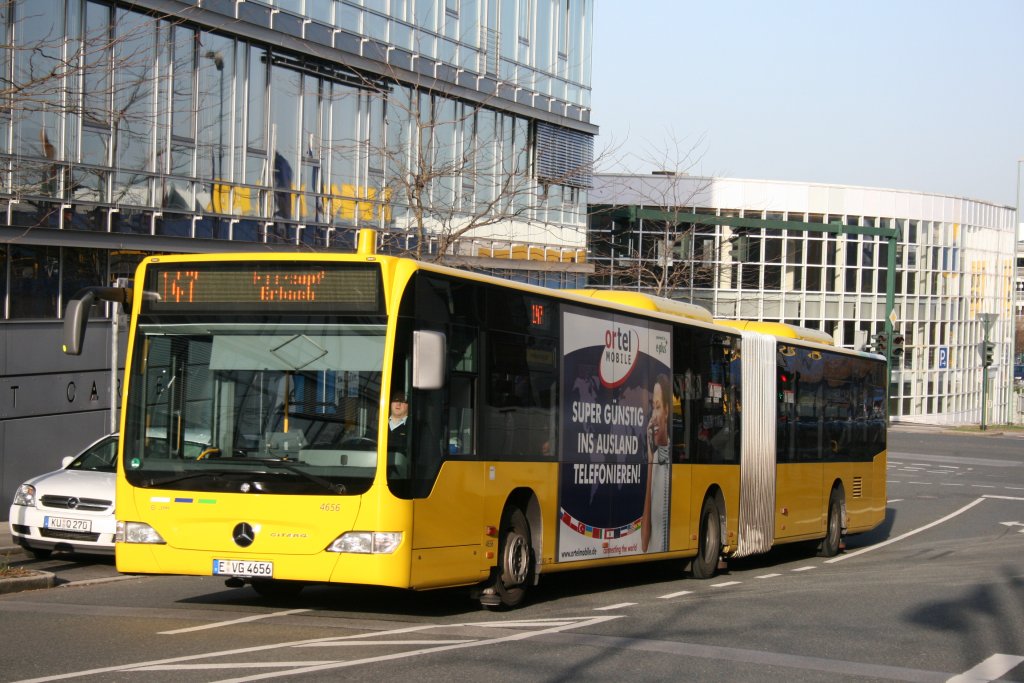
[121,318,386,496]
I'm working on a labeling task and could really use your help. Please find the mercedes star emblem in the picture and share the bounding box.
[232,522,255,548]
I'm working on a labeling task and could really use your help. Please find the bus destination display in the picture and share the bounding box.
[147,263,382,312]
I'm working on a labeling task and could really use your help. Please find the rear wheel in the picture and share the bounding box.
[481,507,533,610]
[818,489,843,557]
[691,497,722,579]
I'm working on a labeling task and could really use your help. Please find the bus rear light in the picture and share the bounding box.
[484,525,497,536]
[116,521,166,544]
[327,531,402,554]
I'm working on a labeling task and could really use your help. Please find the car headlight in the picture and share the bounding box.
[327,531,402,554]
[116,521,166,544]
[12,484,36,507]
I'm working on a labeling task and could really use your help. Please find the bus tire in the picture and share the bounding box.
[691,497,722,579]
[481,507,533,610]
[251,579,304,600]
[818,488,843,557]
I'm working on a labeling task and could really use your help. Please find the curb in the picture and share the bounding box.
[0,570,55,595]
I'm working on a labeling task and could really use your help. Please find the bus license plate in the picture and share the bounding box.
[213,559,274,578]
[44,516,92,532]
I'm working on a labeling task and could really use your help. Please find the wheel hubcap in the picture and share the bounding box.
[503,532,529,585]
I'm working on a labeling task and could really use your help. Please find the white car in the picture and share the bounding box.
[8,434,118,558]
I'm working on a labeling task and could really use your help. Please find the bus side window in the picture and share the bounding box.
[447,374,474,455]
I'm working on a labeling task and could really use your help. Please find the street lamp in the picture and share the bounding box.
[978,312,997,431]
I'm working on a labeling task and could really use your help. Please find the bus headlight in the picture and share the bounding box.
[116,521,166,544]
[12,484,36,506]
[327,531,402,554]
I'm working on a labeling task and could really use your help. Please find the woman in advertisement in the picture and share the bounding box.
[642,374,672,553]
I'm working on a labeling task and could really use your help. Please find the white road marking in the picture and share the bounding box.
[888,499,904,503]
[791,566,816,572]
[12,617,621,683]
[132,663,335,671]
[827,497,987,563]
[946,653,1024,683]
[710,581,741,589]
[755,573,781,579]
[159,609,312,635]
[658,590,693,599]
[472,618,586,629]
[298,639,477,647]
[594,603,636,611]
[971,485,996,489]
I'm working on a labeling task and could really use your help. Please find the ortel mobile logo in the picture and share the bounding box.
[599,325,640,388]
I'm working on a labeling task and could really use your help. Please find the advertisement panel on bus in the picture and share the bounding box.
[558,306,672,561]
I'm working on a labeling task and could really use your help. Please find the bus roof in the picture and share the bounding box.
[713,319,834,346]
[565,289,714,323]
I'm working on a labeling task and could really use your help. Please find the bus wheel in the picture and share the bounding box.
[818,489,843,557]
[481,508,533,610]
[691,497,722,579]
[251,579,304,600]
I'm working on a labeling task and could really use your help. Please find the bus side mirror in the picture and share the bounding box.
[62,291,99,356]
[412,330,446,391]
[62,286,134,355]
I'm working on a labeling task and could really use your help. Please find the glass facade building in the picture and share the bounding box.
[0,0,595,513]
[590,173,1017,426]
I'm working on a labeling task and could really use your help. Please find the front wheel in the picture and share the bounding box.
[480,507,533,610]
[818,489,843,557]
[27,546,53,560]
[690,497,722,579]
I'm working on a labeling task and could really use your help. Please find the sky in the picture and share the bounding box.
[590,0,1024,208]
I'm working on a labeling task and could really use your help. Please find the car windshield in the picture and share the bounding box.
[66,436,118,473]
[122,318,386,495]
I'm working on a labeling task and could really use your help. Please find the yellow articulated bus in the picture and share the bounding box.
[62,229,886,608]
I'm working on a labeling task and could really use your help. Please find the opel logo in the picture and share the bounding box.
[67,497,79,510]
[232,522,255,548]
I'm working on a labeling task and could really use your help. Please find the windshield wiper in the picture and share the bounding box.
[216,457,347,494]
[143,470,228,488]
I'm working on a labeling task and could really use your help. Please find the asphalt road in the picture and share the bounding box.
[1,424,1022,682]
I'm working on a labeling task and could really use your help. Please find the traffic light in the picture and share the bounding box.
[777,367,792,402]
[891,335,905,357]
[983,341,995,367]
[874,334,887,354]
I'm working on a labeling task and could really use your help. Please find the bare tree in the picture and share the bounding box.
[588,133,716,298]
[348,73,602,266]
[1,0,189,233]
[1,0,598,270]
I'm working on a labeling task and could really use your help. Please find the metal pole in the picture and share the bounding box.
[885,230,897,424]
[979,312,997,431]
[1012,160,1022,424]
[981,334,989,431]
[110,306,118,434]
